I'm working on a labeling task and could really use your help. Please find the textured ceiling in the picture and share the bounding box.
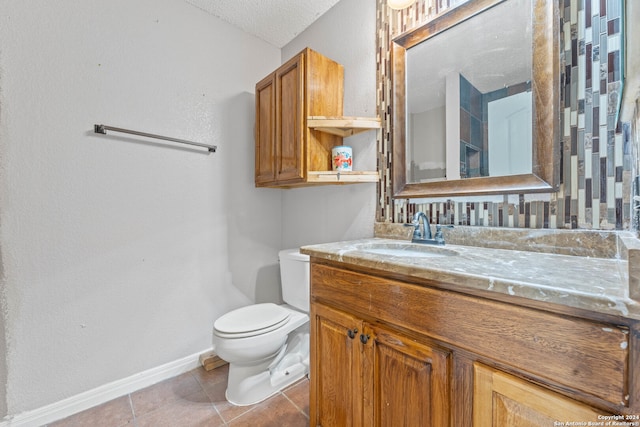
[184,0,341,48]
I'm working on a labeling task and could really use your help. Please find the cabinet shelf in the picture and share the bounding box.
[307,170,379,184]
[307,116,381,137]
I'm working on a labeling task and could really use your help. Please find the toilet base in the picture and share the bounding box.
[225,324,310,406]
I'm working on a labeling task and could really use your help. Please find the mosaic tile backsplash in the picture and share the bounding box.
[376,0,633,230]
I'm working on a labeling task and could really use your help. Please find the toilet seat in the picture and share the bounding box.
[214,303,291,339]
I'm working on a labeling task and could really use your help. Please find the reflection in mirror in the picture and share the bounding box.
[405,0,532,183]
[390,0,560,198]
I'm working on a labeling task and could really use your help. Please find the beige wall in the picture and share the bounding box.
[0,0,280,418]
[280,0,378,249]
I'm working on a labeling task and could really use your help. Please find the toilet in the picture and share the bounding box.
[212,248,310,406]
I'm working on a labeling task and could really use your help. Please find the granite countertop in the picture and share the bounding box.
[301,237,640,321]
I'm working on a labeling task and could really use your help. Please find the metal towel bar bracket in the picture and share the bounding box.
[94,124,217,153]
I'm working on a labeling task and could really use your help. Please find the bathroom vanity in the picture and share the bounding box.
[302,232,640,426]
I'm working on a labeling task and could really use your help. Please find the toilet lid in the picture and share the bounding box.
[214,303,290,337]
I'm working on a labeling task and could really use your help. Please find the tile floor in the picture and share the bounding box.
[46,364,309,427]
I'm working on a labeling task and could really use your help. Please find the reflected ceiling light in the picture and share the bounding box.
[388,0,416,9]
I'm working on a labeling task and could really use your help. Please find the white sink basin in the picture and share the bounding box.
[356,243,457,258]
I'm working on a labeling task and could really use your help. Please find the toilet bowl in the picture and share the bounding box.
[213,248,310,406]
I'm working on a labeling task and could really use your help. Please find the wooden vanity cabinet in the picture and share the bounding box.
[473,364,606,426]
[255,48,343,187]
[363,322,451,426]
[311,303,451,427]
[309,259,638,427]
[311,304,363,426]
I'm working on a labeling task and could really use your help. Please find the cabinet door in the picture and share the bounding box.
[275,53,305,183]
[474,364,607,427]
[311,303,363,427]
[255,74,276,185]
[363,324,451,427]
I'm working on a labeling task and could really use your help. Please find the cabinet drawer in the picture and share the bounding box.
[311,263,630,406]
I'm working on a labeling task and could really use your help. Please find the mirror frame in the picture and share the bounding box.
[391,0,560,198]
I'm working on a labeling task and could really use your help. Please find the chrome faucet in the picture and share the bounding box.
[405,212,453,245]
[412,212,433,240]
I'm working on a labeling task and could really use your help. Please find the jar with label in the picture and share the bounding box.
[331,146,353,171]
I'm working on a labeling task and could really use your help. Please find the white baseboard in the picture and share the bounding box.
[0,348,211,427]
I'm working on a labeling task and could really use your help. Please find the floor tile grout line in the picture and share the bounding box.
[188,368,232,425]
[127,393,137,424]
[282,385,310,420]
[221,389,301,425]
[191,367,280,426]
[210,397,228,426]
[131,388,220,425]
[281,392,309,420]
[43,367,309,427]
[222,402,260,425]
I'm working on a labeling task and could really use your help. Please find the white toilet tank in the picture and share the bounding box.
[278,248,310,313]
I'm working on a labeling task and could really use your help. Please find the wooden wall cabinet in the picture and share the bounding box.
[309,260,639,427]
[255,48,379,188]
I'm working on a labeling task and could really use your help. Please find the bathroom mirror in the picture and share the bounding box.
[391,0,560,198]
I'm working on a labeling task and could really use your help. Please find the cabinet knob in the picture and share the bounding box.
[360,334,370,344]
[347,328,358,339]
